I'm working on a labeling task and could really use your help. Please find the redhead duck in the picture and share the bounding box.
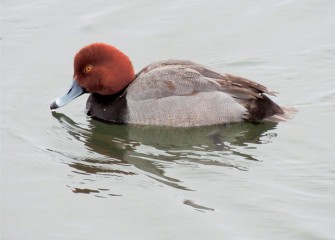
[50,43,295,127]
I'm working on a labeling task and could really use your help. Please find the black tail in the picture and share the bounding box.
[244,94,293,122]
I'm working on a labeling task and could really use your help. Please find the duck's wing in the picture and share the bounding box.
[129,60,276,101]
[127,60,289,123]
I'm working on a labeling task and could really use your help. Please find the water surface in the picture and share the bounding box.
[2,0,335,239]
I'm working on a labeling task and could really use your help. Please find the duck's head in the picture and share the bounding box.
[50,43,135,110]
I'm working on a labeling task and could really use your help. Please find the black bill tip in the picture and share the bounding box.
[50,101,58,110]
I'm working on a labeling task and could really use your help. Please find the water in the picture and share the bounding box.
[1,0,335,239]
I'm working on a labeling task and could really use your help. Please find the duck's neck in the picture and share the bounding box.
[86,86,129,124]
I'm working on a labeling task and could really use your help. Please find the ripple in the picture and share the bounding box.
[183,199,214,212]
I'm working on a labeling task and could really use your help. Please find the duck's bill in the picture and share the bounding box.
[50,79,85,110]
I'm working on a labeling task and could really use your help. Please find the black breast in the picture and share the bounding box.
[86,88,128,124]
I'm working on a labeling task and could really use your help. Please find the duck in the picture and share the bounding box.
[50,42,295,127]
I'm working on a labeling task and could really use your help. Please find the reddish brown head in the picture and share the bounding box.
[74,43,135,95]
[50,43,135,110]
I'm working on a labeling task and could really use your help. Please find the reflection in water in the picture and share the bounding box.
[50,112,278,200]
[183,200,215,212]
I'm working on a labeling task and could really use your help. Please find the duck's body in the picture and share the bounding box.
[51,43,295,127]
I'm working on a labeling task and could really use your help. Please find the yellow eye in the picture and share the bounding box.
[84,65,93,73]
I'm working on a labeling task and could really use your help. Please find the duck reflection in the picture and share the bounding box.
[51,112,278,194]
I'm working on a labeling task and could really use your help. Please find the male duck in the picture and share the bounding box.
[50,43,295,127]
